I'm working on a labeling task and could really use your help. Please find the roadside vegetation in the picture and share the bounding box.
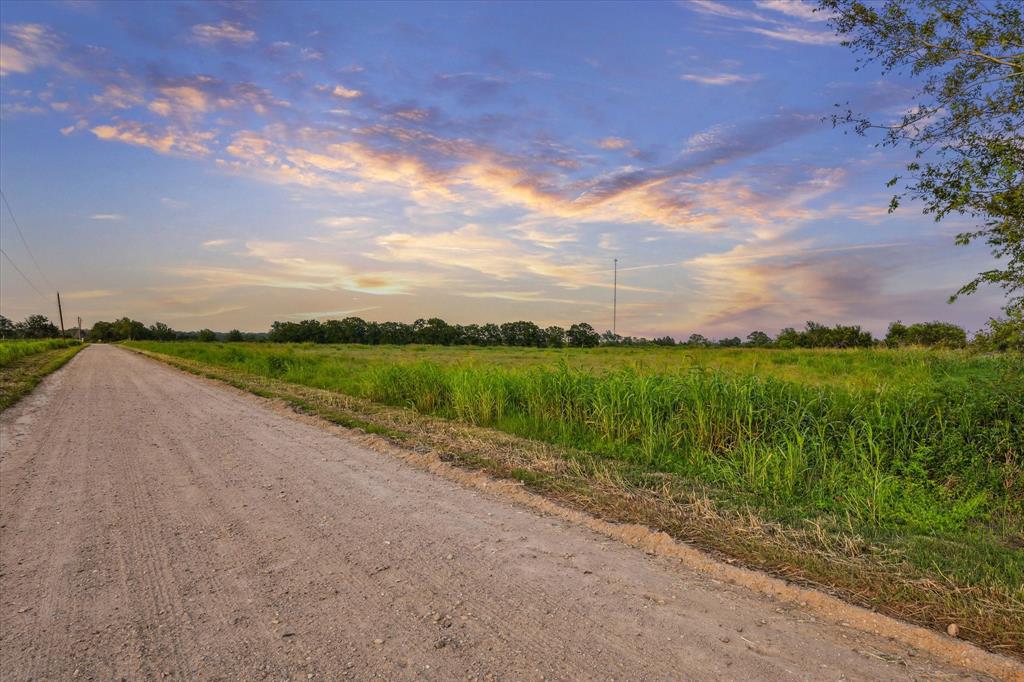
[0,338,84,411]
[126,340,1024,655]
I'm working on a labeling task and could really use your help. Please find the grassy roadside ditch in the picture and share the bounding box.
[125,343,1023,658]
[0,340,85,412]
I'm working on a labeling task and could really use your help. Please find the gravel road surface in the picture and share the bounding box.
[0,345,1011,680]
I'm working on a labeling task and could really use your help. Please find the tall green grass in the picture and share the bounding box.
[126,342,1022,535]
[359,359,1021,533]
[0,338,81,368]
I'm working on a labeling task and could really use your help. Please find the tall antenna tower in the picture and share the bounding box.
[613,258,618,337]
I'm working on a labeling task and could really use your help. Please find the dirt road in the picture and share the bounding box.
[0,345,1012,680]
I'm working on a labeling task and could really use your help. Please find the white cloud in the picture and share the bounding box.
[746,25,838,45]
[90,213,124,220]
[681,73,760,86]
[754,0,828,22]
[332,85,362,99]
[191,22,256,46]
[0,24,61,77]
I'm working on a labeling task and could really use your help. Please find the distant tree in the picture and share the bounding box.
[544,325,567,348]
[651,335,676,346]
[226,329,244,342]
[685,334,710,347]
[110,317,149,341]
[411,315,456,342]
[600,330,623,346]
[746,330,772,347]
[17,314,60,339]
[775,327,800,349]
[377,321,414,345]
[0,315,15,339]
[88,320,115,342]
[500,321,544,347]
[566,322,600,348]
[783,321,875,348]
[824,0,1024,314]
[717,336,742,347]
[480,323,503,346]
[885,320,967,347]
[149,322,176,341]
[196,328,217,342]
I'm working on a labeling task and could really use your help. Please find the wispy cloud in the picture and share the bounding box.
[202,239,232,248]
[63,288,118,300]
[190,22,256,46]
[169,240,437,296]
[681,72,760,86]
[684,0,765,21]
[682,0,836,46]
[0,23,60,77]
[282,306,380,320]
[90,213,124,220]
[91,122,214,156]
[754,0,828,22]
[746,25,838,45]
[596,137,630,150]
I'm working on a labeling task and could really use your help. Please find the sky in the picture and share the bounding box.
[0,0,1004,337]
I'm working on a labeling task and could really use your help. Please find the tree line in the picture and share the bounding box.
[3,313,1019,351]
[261,316,998,350]
[268,318,604,347]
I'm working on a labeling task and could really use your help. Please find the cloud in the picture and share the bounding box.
[372,224,660,293]
[89,213,124,220]
[202,239,232,248]
[169,240,437,296]
[459,291,588,305]
[684,0,765,21]
[746,25,838,45]
[597,137,630,150]
[681,73,760,86]
[331,84,362,99]
[91,121,215,156]
[92,84,145,109]
[148,85,210,118]
[754,0,827,22]
[282,306,380,320]
[208,109,825,236]
[0,24,61,77]
[685,239,907,332]
[681,0,837,47]
[191,22,256,46]
[145,75,289,119]
[63,289,118,300]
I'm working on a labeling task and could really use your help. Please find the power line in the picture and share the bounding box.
[0,246,49,301]
[0,189,55,293]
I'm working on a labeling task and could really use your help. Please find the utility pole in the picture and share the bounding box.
[56,291,66,339]
[77,316,83,341]
[613,258,618,337]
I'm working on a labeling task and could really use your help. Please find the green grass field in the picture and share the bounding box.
[0,339,85,411]
[127,341,1024,652]
[0,338,81,368]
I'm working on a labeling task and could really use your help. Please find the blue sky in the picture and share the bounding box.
[0,0,1001,336]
